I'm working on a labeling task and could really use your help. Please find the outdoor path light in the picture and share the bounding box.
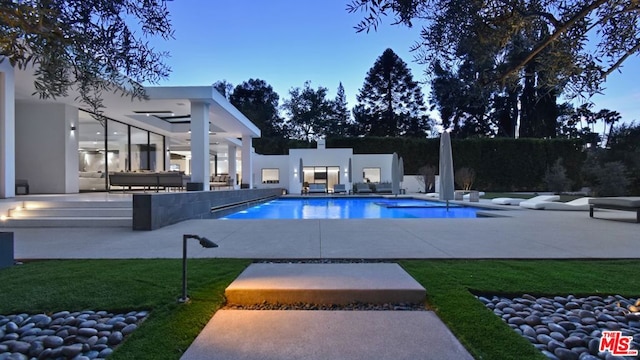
[178,234,218,303]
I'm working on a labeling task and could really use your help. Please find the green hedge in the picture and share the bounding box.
[328,137,585,192]
[253,137,586,192]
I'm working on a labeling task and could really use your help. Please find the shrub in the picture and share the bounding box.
[543,158,572,194]
[582,151,630,196]
[416,165,436,192]
[455,167,476,190]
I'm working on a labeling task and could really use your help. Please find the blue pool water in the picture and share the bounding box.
[221,197,481,219]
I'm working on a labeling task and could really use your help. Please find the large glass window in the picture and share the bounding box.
[149,132,165,172]
[107,120,129,172]
[130,127,148,171]
[363,167,381,183]
[261,169,279,184]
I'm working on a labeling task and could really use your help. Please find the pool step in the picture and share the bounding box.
[0,200,132,228]
[225,263,426,306]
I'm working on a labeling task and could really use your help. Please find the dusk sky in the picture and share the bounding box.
[149,0,640,128]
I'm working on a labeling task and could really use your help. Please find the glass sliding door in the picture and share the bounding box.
[107,120,129,172]
[78,113,107,191]
[303,166,340,190]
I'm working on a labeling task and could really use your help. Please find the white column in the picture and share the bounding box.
[0,62,15,198]
[190,101,210,188]
[15,102,79,194]
[228,144,237,189]
[241,135,253,189]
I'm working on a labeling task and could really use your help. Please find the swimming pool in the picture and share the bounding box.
[221,197,482,219]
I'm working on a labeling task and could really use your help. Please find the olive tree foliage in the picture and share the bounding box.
[347,0,640,98]
[0,0,173,120]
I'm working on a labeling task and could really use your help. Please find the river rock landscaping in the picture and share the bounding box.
[0,310,147,360]
[479,294,640,360]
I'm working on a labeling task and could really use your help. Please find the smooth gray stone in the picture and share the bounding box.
[547,339,566,353]
[537,334,553,345]
[5,322,18,333]
[51,311,70,319]
[107,331,123,345]
[563,336,585,348]
[77,328,98,337]
[98,348,113,358]
[10,340,31,353]
[550,332,566,341]
[121,324,137,336]
[79,320,97,328]
[61,343,83,358]
[554,347,578,360]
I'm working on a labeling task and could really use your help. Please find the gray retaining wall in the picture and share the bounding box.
[133,188,283,230]
[0,232,14,269]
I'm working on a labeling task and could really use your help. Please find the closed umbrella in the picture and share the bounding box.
[439,131,455,208]
[398,157,404,194]
[348,157,352,183]
[299,158,303,184]
[391,152,400,196]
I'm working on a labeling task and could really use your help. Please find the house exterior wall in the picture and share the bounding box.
[289,148,353,195]
[352,154,393,183]
[0,61,15,198]
[253,154,289,192]
[15,101,79,194]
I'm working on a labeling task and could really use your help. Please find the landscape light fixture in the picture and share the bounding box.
[178,234,218,303]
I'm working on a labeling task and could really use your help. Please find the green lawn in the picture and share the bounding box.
[1,259,638,360]
[0,259,250,360]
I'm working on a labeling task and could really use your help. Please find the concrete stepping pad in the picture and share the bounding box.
[225,263,426,305]
[181,310,473,360]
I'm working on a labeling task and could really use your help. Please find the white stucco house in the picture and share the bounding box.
[0,61,420,199]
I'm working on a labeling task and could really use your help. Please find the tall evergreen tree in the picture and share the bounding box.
[325,82,352,137]
[355,48,430,137]
[230,79,284,138]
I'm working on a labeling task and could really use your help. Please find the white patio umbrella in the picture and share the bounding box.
[398,156,404,191]
[439,131,455,208]
[391,152,400,196]
[299,158,303,184]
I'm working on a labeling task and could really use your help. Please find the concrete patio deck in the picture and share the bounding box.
[3,196,638,260]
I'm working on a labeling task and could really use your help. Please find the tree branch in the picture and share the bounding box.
[602,41,640,78]
[491,0,609,85]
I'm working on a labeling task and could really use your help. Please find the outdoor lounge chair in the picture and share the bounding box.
[537,197,592,211]
[308,183,327,194]
[355,183,372,194]
[589,197,640,223]
[518,195,561,209]
[375,182,393,194]
[491,197,526,205]
[333,184,348,194]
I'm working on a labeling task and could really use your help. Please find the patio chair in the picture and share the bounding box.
[308,183,327,194]
[589,197,640,222]
[518,195,561,209]
[333,184,348,194]
[355,183,372,194]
